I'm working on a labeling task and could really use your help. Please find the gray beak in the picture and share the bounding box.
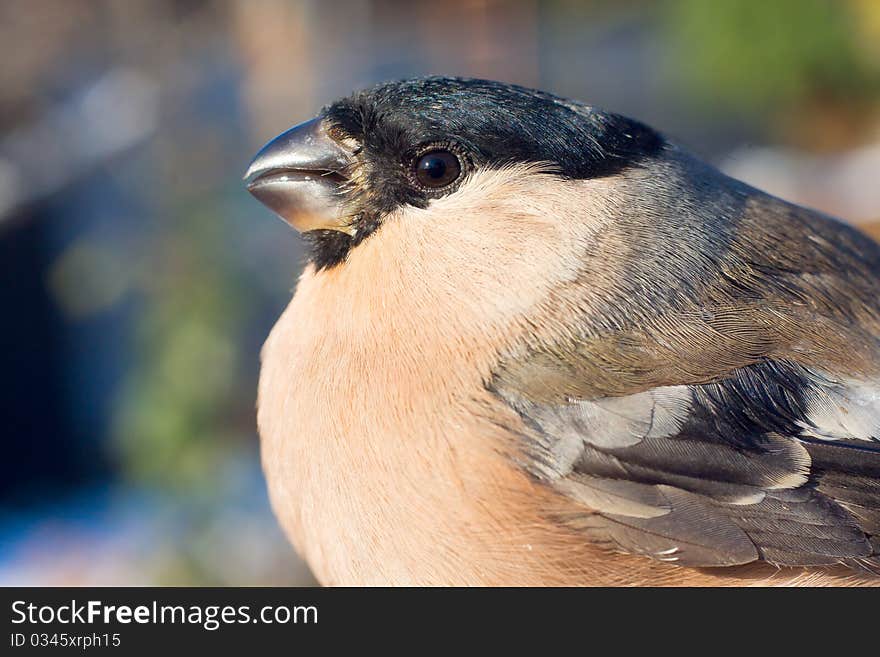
[244,118,355,233]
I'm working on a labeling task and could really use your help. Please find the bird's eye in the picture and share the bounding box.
[413,149,461,189]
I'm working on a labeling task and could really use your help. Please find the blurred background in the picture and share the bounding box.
[1,0,879,586]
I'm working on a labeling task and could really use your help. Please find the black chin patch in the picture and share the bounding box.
[302,230,354,271]
[302,212,385,270]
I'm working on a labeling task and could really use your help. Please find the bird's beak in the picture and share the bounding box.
[244,118,355,234]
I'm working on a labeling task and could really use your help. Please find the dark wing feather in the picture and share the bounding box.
[493,359,880,569]
[804,438,880,539]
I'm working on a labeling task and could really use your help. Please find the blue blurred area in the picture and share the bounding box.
[1,0,878,585]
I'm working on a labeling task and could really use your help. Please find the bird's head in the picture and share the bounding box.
[245,77,666,270]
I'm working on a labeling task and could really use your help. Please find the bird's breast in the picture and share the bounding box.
[254,181,609,584]
[256,263,551,585]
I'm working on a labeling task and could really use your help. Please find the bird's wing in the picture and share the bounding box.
[489,199,880,569]
[493,356,880,568]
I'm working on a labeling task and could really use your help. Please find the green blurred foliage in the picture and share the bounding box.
[667,0,878,114]
[112,193,253,499]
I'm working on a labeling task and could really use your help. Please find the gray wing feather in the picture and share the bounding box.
[494,360,880,569]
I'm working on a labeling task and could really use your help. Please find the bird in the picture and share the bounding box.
[244,77,880,586]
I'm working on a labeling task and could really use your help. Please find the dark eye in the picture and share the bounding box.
[414,150,461,189]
